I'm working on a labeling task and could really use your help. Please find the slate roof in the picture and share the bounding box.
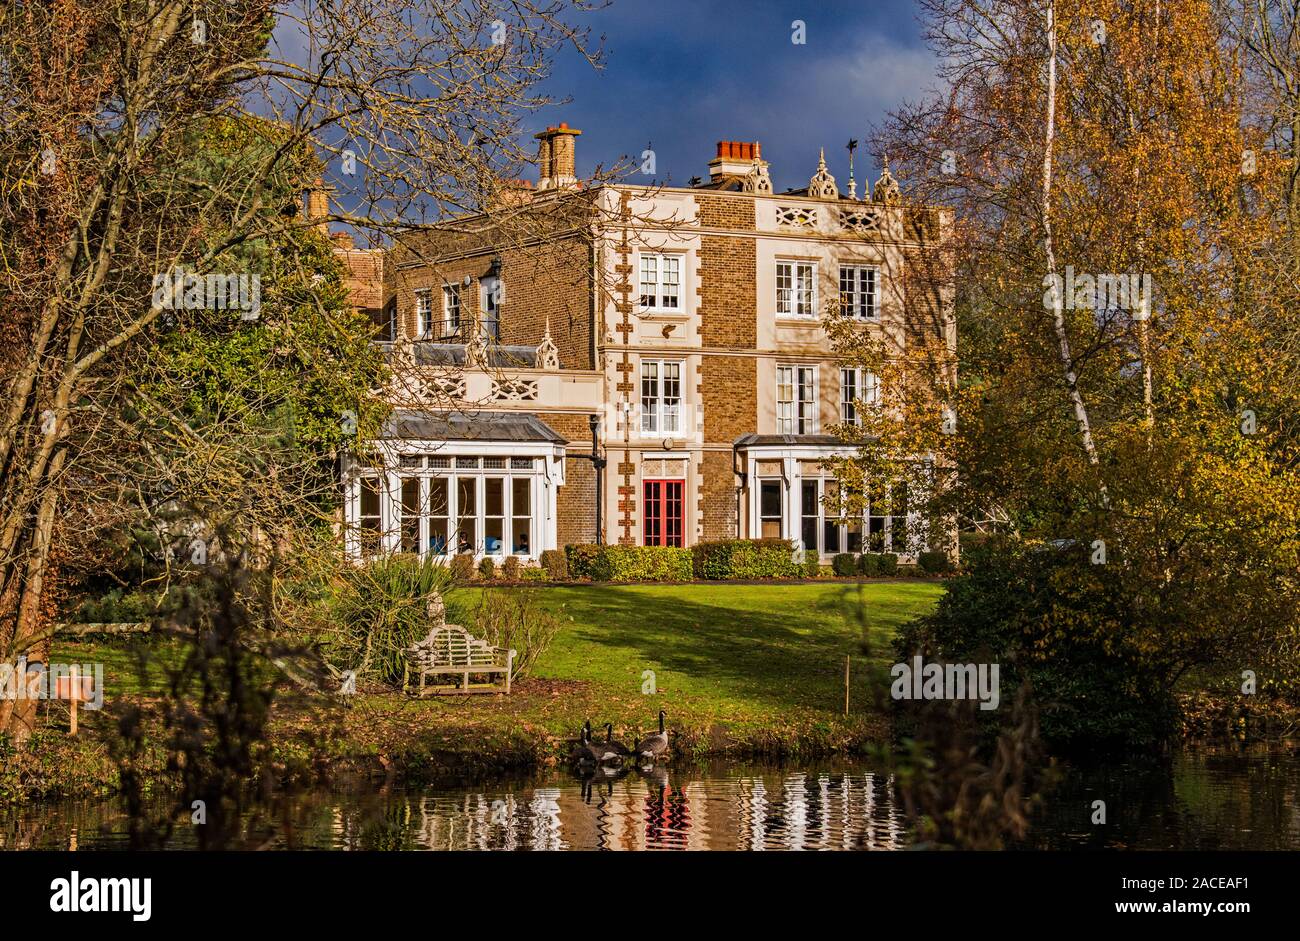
[733,433,857,448]
[382,410,566,444]
[406,343,540,369]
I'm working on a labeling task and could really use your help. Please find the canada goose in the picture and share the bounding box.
[636,710,668,764]
[571,720,600,765]
[597,723,631,763]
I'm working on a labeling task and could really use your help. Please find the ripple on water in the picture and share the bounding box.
[3,750,1297,851]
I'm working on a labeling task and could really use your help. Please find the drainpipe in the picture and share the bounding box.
[587,414,607,544]
[732,442,746,539]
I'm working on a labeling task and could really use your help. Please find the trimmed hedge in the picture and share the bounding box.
[832,553,857,577]
[564,544,602,580]
[691,538,801,579]
[539,549,568,581]
[566,544,693,582]
[450,553,476,582]
[802,550,821,579]
[858,552,899,576]
[918,550,951,575]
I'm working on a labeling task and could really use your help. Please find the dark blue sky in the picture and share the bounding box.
[532,0,936,193]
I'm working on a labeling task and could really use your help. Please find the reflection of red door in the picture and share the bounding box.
[643,479,684,547]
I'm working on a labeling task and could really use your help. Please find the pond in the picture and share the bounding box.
[3,747,1297,850]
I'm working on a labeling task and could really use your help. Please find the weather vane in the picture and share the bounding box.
[847,138,859,199]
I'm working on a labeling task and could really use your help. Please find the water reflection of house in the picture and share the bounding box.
[385,770,910,852]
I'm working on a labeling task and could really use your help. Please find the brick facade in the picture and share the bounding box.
[546,412,599,547]
[360,135,952,559]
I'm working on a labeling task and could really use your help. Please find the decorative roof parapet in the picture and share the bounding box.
[742,163,773,194]
[873,155,901,206]
[807,148,839,200]
[536,317,560,370]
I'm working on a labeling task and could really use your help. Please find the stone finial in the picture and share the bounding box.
[536,317,560,370]
[873,154,901,206]
[807,148,839,200]
[742,163,773,194]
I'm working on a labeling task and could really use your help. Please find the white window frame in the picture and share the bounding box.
[776,261,817,318]
[840,367,880,426]
[777,364,818,435]
[481,276,502,340]
[441,284,462,338]
[839,264,879,320]
[758,478,784,539]
[414,289,433,339]
[638,252,683,312]
[640,359,683,435]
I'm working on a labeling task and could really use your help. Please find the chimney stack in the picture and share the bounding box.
[708,141,764,180]
[535,122,582,190]
[304,179,330,235]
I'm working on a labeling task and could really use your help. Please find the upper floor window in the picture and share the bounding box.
[840,265,879,320]
[777,365,817,435]
[639,253,681,311]
[777,261,817,317]
[641,359,683,435]
[481,276,502,341]
[841,367,880,425]
[414,289,433,339]
[442,284,462,338]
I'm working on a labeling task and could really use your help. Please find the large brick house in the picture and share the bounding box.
[339,125,954,562]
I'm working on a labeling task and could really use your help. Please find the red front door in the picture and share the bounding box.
[643,479,684,547]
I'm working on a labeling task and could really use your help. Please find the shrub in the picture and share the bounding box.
[691,538,801,579]
[449,553,476,583]
[539,549,568,581]
[918,551,951,575]
[501,556,521,582]
[567,544,692,582]
[564,543,603,580]
[803,550,821,578]
[832,553,857,577]
[893,540,1180,749]
[322,554,458,686]
[858,552,899,577]
[477,556,496,580]
[471,589,561,680]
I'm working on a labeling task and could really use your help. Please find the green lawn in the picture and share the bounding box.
[526,581,941,723]
[385,580,947,762]
[52,581,945,770]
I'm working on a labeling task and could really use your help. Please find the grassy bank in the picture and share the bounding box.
[6,581,943,803]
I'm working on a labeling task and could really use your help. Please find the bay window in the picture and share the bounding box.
[359,478,382,556]
[759,480,783,538]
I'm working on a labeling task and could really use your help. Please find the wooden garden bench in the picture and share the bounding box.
[405,625,516,696]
